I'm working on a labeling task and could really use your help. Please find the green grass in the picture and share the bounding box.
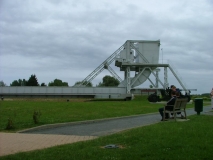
[0,95,207,132]
[0,96,212,159]
[0,96,197,131]
[1,115,213,160]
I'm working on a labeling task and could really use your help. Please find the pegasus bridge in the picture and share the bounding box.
[0,40,190,100]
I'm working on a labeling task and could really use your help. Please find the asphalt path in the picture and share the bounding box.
[21,106,212,136]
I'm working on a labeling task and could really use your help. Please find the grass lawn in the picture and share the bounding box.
[0,96,197,131]
[0,115,213,160]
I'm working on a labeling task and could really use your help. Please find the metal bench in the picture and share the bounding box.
[164,98,188,121]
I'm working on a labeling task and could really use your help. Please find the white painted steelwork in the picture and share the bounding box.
[115,40,160,93]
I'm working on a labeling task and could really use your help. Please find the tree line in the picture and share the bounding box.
[0,74,120,87]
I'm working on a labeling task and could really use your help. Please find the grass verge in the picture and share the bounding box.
[0,115,213,160]
[0,96,198,131]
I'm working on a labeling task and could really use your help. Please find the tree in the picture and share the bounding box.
[10,79,27,86]
[74,81,93,87]
[41,83,47,86]
[20,79,27,86]
[97,75,119,87]
[10,80,20,86]
[48,79,68,86]
[26,74,39,86]
[0,80,7,86]
[96,82,103,87]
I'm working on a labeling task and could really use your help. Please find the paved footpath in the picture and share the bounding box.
[0,133,97,157]
[0,106,212,157]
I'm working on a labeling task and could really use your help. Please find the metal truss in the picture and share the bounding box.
[77,43,126,86]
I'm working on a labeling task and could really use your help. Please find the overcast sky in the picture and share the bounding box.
[0,0,212,94]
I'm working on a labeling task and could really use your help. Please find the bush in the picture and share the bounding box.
[33,110,41,124]
[6,118,15,130]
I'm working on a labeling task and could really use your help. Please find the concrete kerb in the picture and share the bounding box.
[18,112,159,133]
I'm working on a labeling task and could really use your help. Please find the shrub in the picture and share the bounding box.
[33,110,41,124]
[6,118,15,130]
